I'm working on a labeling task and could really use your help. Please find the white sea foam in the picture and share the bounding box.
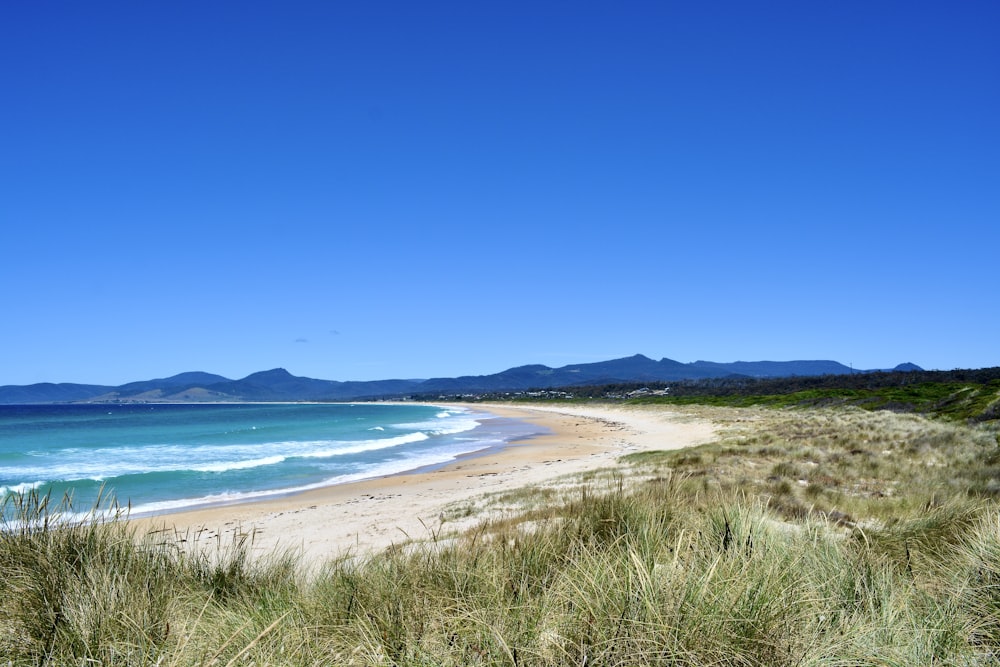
[393,411,481,437]
[0,430,437,483]
[193,455,287,473]
[0,480,45,496]
[297,431,430,458]
[126,440,496,517]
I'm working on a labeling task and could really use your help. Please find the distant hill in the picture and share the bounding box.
[113,371,232,395]
[0,355,924,404]
[412,356,922,393]
[689,360,855,377]
[0,382,113,404]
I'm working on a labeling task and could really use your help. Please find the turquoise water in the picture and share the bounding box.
[0,403,540,517]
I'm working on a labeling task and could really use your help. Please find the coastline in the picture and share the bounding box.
[135,403,717,566]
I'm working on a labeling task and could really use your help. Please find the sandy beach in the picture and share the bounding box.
[137,403,717,567]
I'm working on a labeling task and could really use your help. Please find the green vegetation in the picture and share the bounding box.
[454,368,1000,423]
[629,378,1000,423]
[3,405,1000,665]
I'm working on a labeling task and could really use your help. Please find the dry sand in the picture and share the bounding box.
[136,403,717,567]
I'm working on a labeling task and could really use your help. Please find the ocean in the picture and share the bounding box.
[0,403,541,517]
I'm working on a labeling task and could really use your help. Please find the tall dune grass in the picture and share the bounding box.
[2,405,999,665]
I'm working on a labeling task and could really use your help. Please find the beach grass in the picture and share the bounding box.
[3,404,1000,665]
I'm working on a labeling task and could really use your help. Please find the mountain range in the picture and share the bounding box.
[0,355,922,404]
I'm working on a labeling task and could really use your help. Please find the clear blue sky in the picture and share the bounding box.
[2,2,997,386]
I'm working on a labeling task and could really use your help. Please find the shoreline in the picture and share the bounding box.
[135,403,717,566]
[122,403,529,519]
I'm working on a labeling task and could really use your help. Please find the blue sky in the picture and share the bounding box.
[2,1,997,386]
